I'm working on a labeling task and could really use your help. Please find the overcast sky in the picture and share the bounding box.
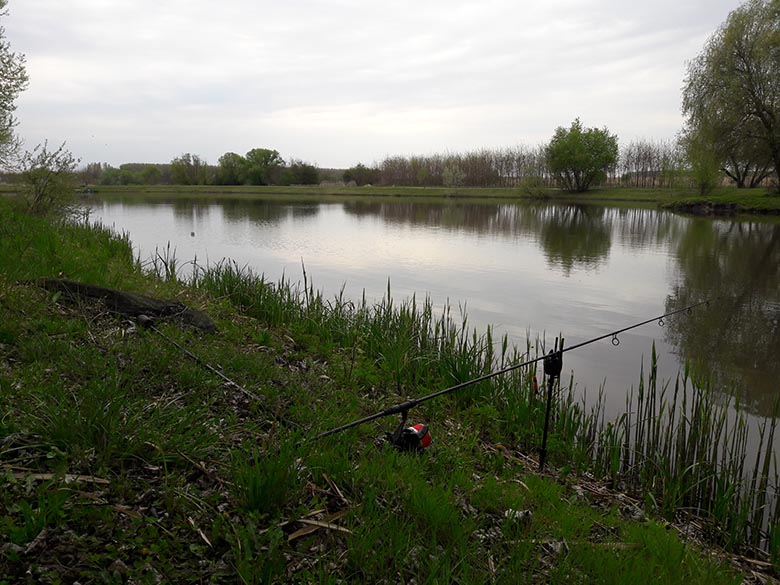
[5,0,742,169]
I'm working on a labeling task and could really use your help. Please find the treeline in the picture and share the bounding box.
[343,139,692,189]
[71,138,768,191]
[79,162,171,186]
[75,148,339,187]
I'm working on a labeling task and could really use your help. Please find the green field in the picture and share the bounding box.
[61,183,780,215]
[5,182,780,215]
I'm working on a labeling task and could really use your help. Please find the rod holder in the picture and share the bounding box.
[539,339,564,471]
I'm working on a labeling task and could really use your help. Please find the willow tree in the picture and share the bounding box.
[0,0,29,167]
[682,0,780,190]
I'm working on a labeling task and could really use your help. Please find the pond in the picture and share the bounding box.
[85,196,780,421]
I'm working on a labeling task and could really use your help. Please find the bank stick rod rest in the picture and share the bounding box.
[539,337,564,471]
[308,299,709,447]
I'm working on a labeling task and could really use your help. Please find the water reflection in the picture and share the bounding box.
[665,221,780,416]
[343,200,528,232]
[613,207,688,252]
[86,196,780,416]
[221,200,321,224]
[342,201,614,275]
[115,197,324,227]
[171,200,213,224]
[537,205,611,276]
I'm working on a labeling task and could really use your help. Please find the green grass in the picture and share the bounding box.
[52,182,780,215]
[4,180,780,215]
[0,195,754,583]
[660,187,780,214]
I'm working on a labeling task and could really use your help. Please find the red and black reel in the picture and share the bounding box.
[386,411,432,452]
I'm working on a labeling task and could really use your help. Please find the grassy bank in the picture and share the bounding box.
[48,183,780,215]
[660,189,780,214]
[0,196,767,583]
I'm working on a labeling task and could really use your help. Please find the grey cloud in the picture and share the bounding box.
[5,0,745,167]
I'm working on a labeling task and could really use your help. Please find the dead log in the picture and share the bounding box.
[32,278,217,333]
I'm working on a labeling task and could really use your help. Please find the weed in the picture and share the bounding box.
[233,441,300,517]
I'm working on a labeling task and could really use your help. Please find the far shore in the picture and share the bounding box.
[3,183,780,216]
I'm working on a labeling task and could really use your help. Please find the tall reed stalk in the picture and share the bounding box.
[188,260,778,557]
[578,346,779,554]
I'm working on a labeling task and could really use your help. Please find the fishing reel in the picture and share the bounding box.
[385,410,432,452]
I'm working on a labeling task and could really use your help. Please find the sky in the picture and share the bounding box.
[5,0,744,169]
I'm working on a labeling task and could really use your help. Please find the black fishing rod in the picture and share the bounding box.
[136,314,277,414]
[309,299,710,448]
[135,315,309,433]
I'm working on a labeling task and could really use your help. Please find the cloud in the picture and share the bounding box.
[5,0,744,167]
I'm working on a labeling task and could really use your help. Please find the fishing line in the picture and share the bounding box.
[309,299,711,443]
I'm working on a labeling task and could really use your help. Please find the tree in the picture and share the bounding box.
[280,158,319,185]
[721,129,774,188]
[442,163,466,192]
[0,0,29,167]
[244,148,283,185]
[98,166,122,185]
[545,118,618,192]
[681,129,722,196]
[170,153,212,185]
[140,165,162,185]
[78,162,105,185]
[215,152,247,185]
[682,0,780,190]
[20,141,79,215]
[343,163,379,186]
[619,139,685,188]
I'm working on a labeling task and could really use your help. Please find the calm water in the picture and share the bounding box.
[86,197,780,420]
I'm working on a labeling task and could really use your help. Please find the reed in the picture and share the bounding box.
[578,347,779,554]
[189,258,779,557]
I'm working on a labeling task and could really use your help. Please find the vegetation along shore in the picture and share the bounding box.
[1,194,778,583]
[14,182,777,218]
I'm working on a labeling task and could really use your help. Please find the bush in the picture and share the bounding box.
[19,141,79,215]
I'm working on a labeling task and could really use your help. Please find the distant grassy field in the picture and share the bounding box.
[4,182,780,213]
[79,183,668,201]
[50,183,780,215]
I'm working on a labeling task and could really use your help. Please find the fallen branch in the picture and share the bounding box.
[6,468,110,485]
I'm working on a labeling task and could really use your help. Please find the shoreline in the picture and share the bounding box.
[73,183,780,217]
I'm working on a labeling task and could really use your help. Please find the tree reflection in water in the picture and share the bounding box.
[92,196,780,417]
[537,205,611,276]
[665,220,780,417]
[343,201,613,275]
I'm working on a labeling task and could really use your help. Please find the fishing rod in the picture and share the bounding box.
[136,314,278,416]
[309,299,711,451]
[135,314,312,434]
